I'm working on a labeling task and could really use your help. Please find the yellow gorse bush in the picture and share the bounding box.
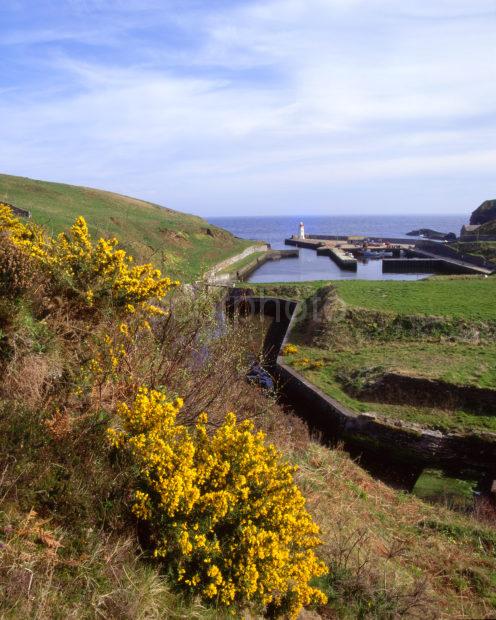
[109,387,327,618]
[0,202,45,252]
[281,343,299,355]
[0,203,178,314]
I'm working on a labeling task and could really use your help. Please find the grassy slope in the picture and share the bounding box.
[0,173,255,281]
[295,442,496,618]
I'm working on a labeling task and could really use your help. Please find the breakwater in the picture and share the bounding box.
[382,257,473,274]
[316,246,357,270]
[208,247,298,283]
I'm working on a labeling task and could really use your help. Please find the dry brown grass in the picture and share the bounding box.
[285,441,496,619]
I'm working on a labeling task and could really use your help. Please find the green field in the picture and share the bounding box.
[0,173,255,281]
[241,277,496,321]
[294,341,496,388]
[333,278,496,320]
[283,345,496,433]
[279,278,496,433]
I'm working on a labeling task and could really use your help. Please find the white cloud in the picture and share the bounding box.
[0,0,495,214]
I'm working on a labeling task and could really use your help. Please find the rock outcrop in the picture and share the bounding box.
[406,228,456,240]
[470,199,496,225]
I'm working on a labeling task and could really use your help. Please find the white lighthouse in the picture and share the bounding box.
[298,221,305,239]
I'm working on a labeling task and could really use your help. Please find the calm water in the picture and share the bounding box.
[209,215,466,282]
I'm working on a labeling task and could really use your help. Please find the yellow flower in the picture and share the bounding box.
[281,343,299,355]
[111,387,328,618]
[119,322,129,337]
[0,208,179,317]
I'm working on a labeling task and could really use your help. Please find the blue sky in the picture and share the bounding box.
[1,0,495,216]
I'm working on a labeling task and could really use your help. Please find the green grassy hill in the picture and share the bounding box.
[0,173,254,281]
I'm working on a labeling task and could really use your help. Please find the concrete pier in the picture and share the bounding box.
[411,248,493,275]
[209,248,299,283]
[316,245,357,270]
[284,237,324,250]
[285,233,496,276]
[383,257,482,275]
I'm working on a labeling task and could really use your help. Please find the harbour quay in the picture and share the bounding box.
[284,232,415,272]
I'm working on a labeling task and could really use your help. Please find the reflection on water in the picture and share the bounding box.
[248,247,430,282]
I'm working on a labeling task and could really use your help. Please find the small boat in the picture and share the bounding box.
[357,249,393,259]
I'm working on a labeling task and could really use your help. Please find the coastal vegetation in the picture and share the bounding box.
[447,240,496,262]
[1,203,495,618]
[277,279,496,434]
[0,173,254,281]
[0,204,327,618]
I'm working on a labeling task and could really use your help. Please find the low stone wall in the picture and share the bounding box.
[382,257,475,275]
[271,295,495,474]
[206,244,269,282]
[207,244,270,276]
[274,360,496,474]
[209,249,298,284]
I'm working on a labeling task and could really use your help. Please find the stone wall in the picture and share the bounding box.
[274,360,496,474]
[415,239,496,270]
[226,292,496,475]
[243,293,496,475]
[206,243,269,281]
[208,249,297,284]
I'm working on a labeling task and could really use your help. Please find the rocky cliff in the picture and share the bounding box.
[470,199,496,225]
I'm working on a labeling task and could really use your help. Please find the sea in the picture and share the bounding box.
[208,215,466,282]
